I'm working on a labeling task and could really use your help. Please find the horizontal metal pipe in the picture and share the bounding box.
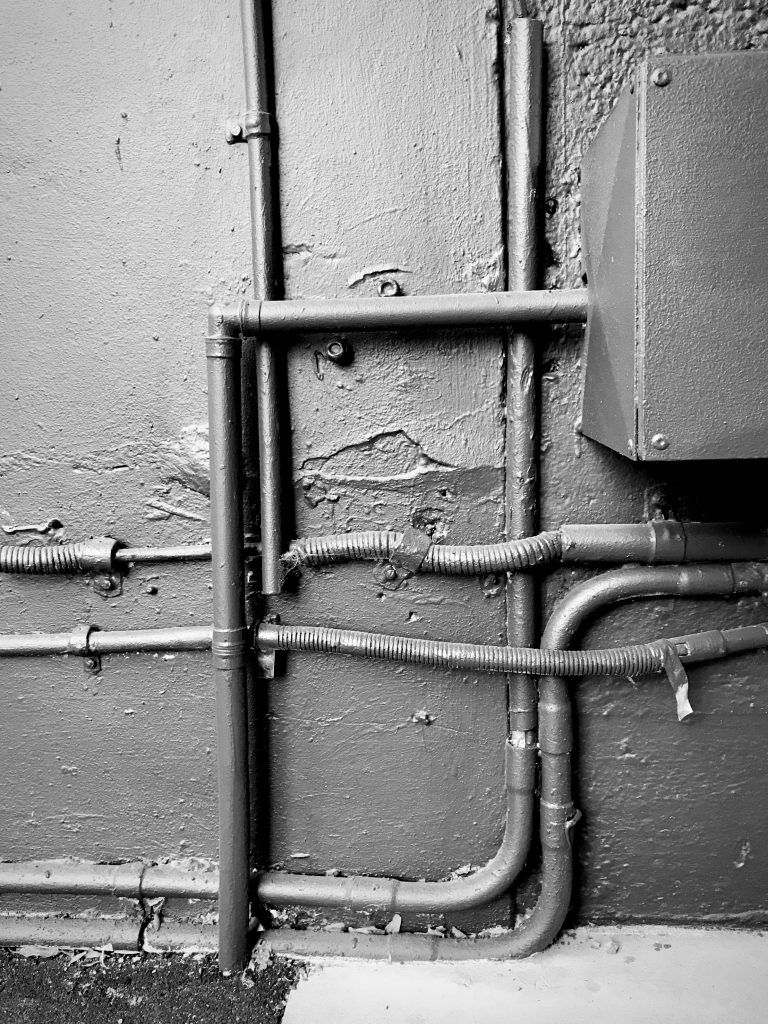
[0,916,142,951]
[0,861,219,899]
[0,625,212,658]
[560,522,768,565]
[230,289,588,336]
[114,544,214,564]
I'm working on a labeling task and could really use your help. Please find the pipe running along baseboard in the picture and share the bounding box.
[255,563,768,959]
[2,565,764,955]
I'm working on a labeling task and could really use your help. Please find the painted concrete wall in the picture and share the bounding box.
[0,0,766,931]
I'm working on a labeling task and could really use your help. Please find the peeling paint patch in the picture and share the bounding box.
[459,246,504,292]
[346,265,412,288]
[144,499,205,523]
[298,431,455,506]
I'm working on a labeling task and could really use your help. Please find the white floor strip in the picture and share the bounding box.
[282,926,767,1024]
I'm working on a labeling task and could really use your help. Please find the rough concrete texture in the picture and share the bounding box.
[1,0,767,940]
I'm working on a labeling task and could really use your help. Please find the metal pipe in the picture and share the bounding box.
[0,915,220,953]
[0,624,212,658]
[1,565,765,956]
[0,861,218,899]
[257,622,671,677]
[235,288,587,335]
[0,917,142,951]
[285,522,768,575]
[504,12,545,736]
[256,738,536,912]
[113,541,262,566]
[240,0,282,595]
[256,562,764,961]
[206,308,252,972]
[114,544,214,565]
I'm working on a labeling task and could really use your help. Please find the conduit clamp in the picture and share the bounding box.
[67,624,101,676]
[373,527,433,591]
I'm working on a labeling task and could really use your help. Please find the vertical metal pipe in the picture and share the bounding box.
[240,0,282,594]
[504,13,544,732]
[207,308,251,972]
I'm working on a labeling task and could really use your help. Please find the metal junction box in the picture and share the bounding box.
[580,51,768,461]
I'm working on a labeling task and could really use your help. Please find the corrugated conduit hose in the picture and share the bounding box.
[257,621,669,678]
[285,530,563,575]
[0,538,117,575]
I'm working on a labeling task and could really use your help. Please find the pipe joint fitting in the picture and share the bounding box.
[505,738,538,793]
[212,626,249,670]
[540,800,577,850]
[538,701,572,755]
[731,562,768,593]
[206,303,245,353]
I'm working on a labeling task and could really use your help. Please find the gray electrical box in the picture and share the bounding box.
[580,51,768,461]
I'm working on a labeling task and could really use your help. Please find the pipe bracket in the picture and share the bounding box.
[373,528,432,590]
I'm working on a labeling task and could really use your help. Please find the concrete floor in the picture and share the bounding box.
[282,927,767,1024]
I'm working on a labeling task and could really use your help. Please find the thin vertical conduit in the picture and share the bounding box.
[240,0,283,596]
[503,11,544,734]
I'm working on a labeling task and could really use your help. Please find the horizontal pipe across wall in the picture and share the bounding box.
[210,288,588,338]
[0,625,212,658]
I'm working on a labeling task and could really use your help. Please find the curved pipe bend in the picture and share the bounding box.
[256,738,536,914]
[256,563,764,960]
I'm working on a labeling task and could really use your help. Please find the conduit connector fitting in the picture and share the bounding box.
[207,303,245,349]
[0,536,119,575]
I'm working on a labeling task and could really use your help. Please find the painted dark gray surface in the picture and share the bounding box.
[1,0,767,931]
[581,51,768,461]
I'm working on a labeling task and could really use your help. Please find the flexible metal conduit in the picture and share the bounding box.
[0,538,117,575]
[256,615,768,681]
[257,623,671,677]
[287,522,768,575]
[256,563,768,960]
[0,539,262,573]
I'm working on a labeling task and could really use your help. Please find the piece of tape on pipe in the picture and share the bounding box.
[660,642,694,722]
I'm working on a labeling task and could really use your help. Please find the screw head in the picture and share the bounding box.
[84,657,98,671]
[225,118,243,143]
[651,67,671,87]
[97,575,115,591]
[383,565,399,581]
[377,279,401,298]
[325,338,353,366]
[651,433,670,451]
